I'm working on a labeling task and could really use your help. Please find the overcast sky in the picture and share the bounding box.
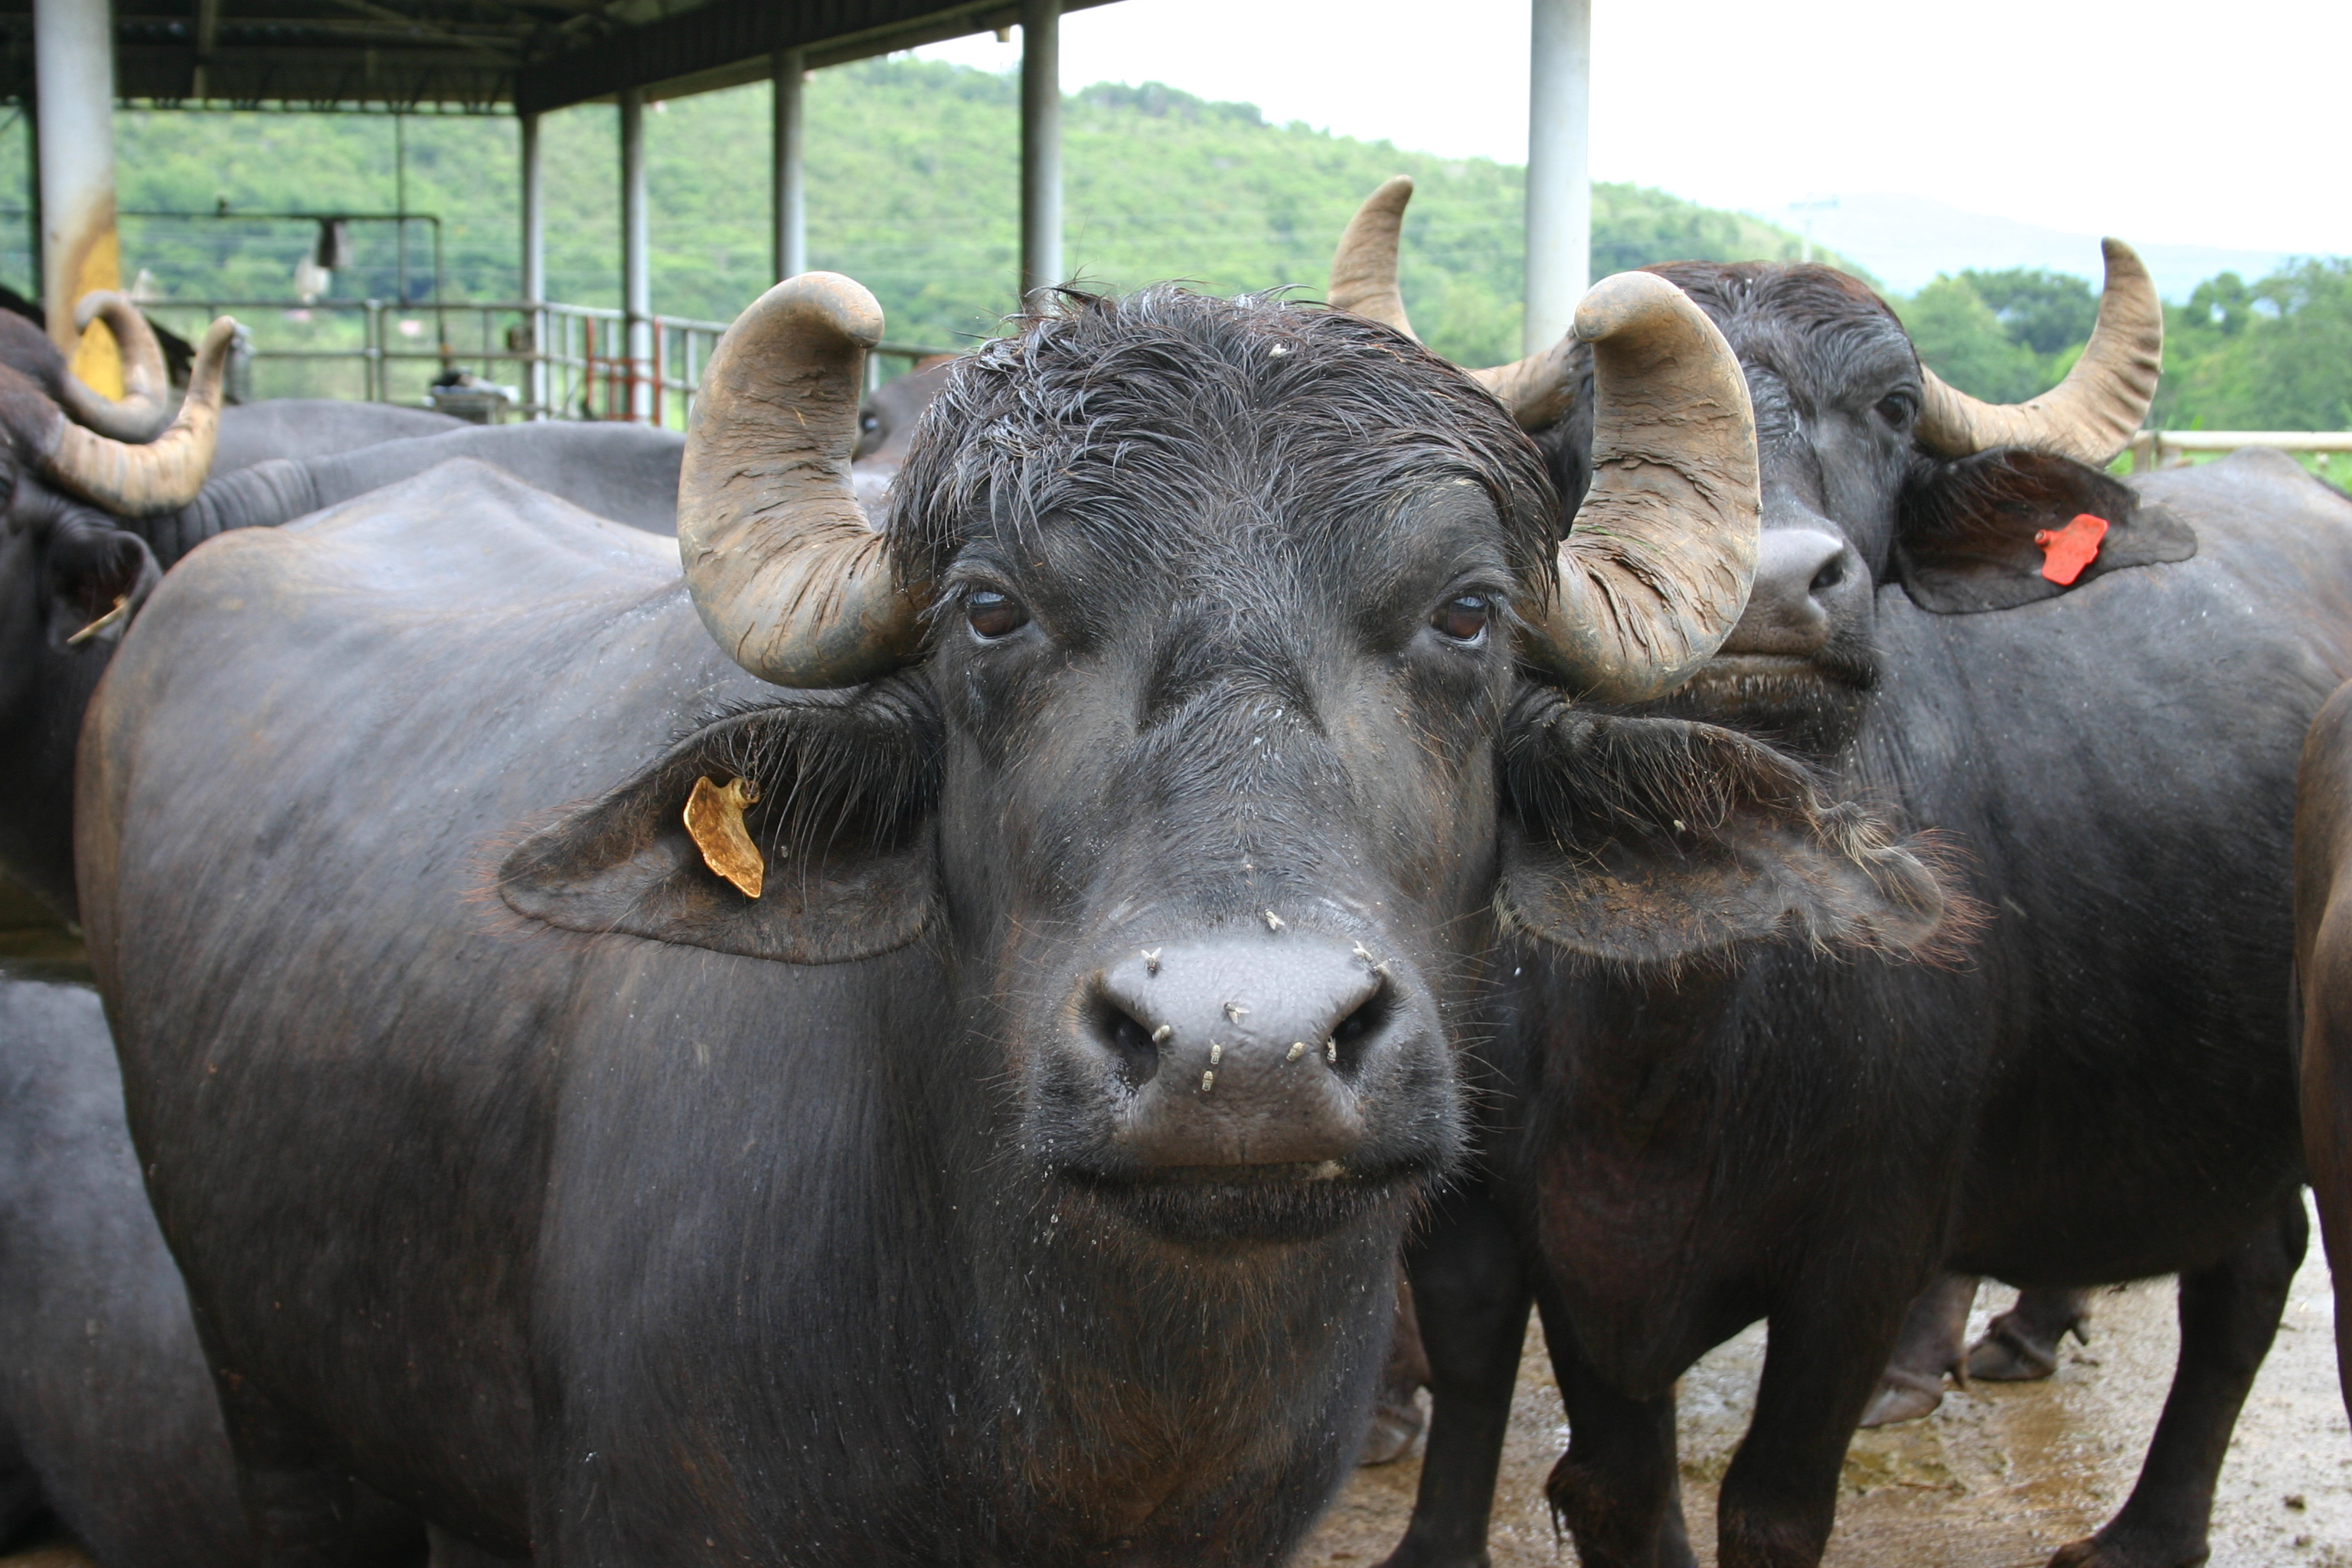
[920,0,2347,258]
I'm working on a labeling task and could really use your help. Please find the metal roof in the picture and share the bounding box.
[0,0,1114,116]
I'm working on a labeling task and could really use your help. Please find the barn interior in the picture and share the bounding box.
[0,0,1602,424]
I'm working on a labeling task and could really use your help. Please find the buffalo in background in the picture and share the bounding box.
[0,960,428,1566]
[0,302,430,1563]
[1337,178,2352,1568]
[210,400,466,473]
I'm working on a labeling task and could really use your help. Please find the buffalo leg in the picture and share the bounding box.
[2049,1194,2305,1568]
[2308,858,2352,1431]
[198,1331,374,1568]
[1375,1184,1530,1568]
[1362,1274,1434,1465]
[0,1412,43,1548]
[1968,1285,2092,1380]
[1715,1286,1913,1568]
[1538,1299,1693,1568]
[1858,1273,1978,1427]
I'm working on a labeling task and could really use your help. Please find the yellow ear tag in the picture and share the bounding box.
[684,776,764,899]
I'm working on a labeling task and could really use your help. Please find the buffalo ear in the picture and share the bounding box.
[44,512,160,649]
[1893,448,2195,614]
[499,684,939,964]
[1498,692,1953,965]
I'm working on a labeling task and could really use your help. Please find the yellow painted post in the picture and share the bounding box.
[34,0,121,396]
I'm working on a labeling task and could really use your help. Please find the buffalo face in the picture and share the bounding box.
[0,466,164,918]
[920,475,1517,1240]
[1619,266,1906,756]
[1535,262,2181,759]
[894,292,1556,1240]
[849,353,956,512]
[0,299,239,914]
[508,288,1560,1245]
[514,274,1831,1251]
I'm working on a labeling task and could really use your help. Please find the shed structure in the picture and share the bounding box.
[0,0,1589,413]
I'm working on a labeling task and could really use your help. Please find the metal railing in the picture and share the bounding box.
[135,296,957,425]
[2130,430,2352,473]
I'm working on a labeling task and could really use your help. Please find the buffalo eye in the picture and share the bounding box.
[1875,392,1917,428]
[965,589,1031,641]
[860,413,881,435]
[1431,593,1491,645]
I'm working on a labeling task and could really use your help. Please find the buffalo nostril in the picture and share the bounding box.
[1326,981,1391,1076]
[1811,554,1847,594]
[1093,999,1161,1086]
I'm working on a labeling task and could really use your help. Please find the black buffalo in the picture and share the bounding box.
[0,955,428,1565]
[211,399,467,473]
[0,322,937,1557]
[0,329,671,1553]
[851,353,957,511]
[8,378,937,924]
[2,404,697,923]
[0,310,437,1560]
[77,273,1945,1559]
[0,966,252,1561]
[1338,179,2352,1568]
[2296,679,2352,1432]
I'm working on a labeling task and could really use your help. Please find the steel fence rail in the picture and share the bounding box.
[134,296,959,425]
[2130,430,2352,472]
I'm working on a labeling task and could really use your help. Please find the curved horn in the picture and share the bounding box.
[1328,175,1419,340]
[1916,239,2161,465]
[40,317,236,518]
[1327,179,1576,429]
[1518,273,1761,704]
[53,292,175,442]
[1468,342,1579,433]
[677,273,928,688]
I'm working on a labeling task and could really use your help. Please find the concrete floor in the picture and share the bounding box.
[1302,1200,2352,1567]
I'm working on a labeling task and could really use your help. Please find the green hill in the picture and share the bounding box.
[28,57,2338,437]
[0,57,1843,374]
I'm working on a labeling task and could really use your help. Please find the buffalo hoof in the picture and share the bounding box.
[1373,1547,1491,1568]
[2047,1527,2207,1568]
[1358,1390,1426,1465]
[1968,1300,2089,1383]
[1857,1366,1946,1427]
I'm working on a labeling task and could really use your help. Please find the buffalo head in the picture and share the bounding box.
[850,351,956,511]
[0,299,235,914]
[1334,180,2180,759]
[494,271,1953,1247]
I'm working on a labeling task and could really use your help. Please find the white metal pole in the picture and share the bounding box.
[1524,0,1591,357]
[620,88,652,422]
[521,111,546,417]
[1018,0,1062,306]
[773,47,806,281]
[34,0,120,393]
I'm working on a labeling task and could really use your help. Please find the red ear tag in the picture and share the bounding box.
[2032,513,2109,586]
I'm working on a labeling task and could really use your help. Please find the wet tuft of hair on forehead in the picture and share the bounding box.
[884,285,1558,606]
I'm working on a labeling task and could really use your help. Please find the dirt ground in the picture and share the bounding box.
[1302,1197,2352,1567]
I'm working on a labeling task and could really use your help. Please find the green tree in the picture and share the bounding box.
[1955,266,2097,355]
[1897,275,2045,403]
[0,57,1847,375]
[2155,261,2352,431]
